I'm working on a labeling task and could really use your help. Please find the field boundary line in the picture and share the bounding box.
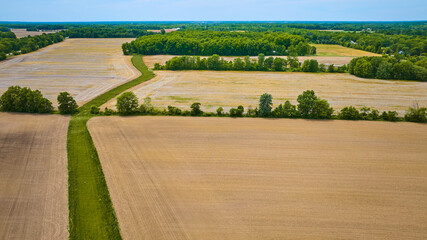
[67,55,154,239]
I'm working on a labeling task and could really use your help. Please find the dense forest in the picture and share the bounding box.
[123,30,316,56]
[349,56,427,81]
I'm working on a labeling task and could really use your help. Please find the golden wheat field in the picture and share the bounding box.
[0,38,138,106]
[88,116,427,240]
[103,70,427,115]
[0,113,69,240]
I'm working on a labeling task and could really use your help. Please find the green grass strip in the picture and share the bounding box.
[67,55,154,239]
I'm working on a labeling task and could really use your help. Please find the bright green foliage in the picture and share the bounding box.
[375,62,393,79]
[116,92,139,115]
[354,58,374,78]
[190,102,203,116]
[259,93,273,117]
[58,92,79,114]
[405,105,427,123]
[338,106,361,120]
[297,90,333,119]
[272,100,299,118]
[311,99,334,119]
[216,107,224,116]
[301,59,319,72]
[0,85,53,113]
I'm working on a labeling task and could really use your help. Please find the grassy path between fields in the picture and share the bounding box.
[67,55,154,239]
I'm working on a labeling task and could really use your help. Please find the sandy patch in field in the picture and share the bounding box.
[0,38,139,106]
[11,29,63,38]
[0,113,69,240]
[89,116,427,240]
[143,55,355,68]
[103,70,427,115]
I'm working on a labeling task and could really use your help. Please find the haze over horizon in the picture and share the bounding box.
[1,0,426,22]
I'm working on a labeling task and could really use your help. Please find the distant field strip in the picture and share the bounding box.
[88,116,427,240]
[103,70,427,114]
[0,113,69,240]
[311,44,381,57]
[0,38,138,106]
[67,55,154,239]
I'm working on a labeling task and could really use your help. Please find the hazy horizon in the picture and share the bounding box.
[1,0,426,22]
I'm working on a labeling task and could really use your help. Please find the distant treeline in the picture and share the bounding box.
[154,54,347,73]
[0,31,65,60]
[349,56,427,81]
[65,26,156,38]
[123,30,315,56]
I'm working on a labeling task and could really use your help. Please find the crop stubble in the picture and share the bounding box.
[88,116,427,240]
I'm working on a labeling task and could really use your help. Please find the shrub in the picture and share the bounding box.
[216,107,224,116]
[405,105,427,123]
[259,93,273,117]
[116,92,139,115]
[297,90,333,119]
[190,102,203,116]
[167,106,182,115]
[0,52,6,61]
[338,106,360,120]
[0,85,53,113]
[104,107,116,116]
[139,97,153,114]
[58,92,78,114]
[380,111,400,121]
[90,105,100,114]
[302,59,319,72]
[230,105,244,117]
[246,107,258,117]
[327,64,335,73]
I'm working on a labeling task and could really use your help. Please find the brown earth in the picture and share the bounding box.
[0,113,69,240]
[103,70,427,115]
[0,38,139,106]
[88,116,427,240]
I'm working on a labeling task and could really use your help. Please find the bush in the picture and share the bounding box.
[230,105,244,117]
[297,90,333,119]
[0,85,53,113]
[58,92,78,114]
[104,107,116,116]
[259,93,273,117]
[90,105,100,114]
[380,111,400,121]
[116,92,139,114]
[272,100,298,118]
[216,107,224,116]
[139,97,153,114]
[190,102,203,116]
[167,106,182,115]
[405,105,427,123]
[302,59,319,72]
[0,52,6,61]
[338,106,360,120]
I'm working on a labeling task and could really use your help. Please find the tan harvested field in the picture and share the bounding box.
[0,38,139,106]
[103,70,427,114]
[11,29,63,38]
[89,116,427,240]
[312,44,381,57]
[143,55,355,68]
[147,28,179,33]
[0,113,69,240]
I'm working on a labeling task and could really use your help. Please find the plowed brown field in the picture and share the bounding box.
[0,38,139,106]
[0,113,69,239]
[88,116,427,240]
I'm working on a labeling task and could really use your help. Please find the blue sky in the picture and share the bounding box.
[1,0,426,22]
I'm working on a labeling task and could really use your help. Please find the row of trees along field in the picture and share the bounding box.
[349,56,427,81]
[122,30,316,56]
[154,54,348,73]
[0,28,65,60]
[109,90,427,123]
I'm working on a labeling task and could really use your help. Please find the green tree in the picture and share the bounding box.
[405,104,427,123]
[302,59,319,72]
[116,92,139,114]
[392,61,415,80]
[57,92,79,114]
[90,105,100,114]
[375,62,392,79]
[259,93,273,117]
[354,58,374,78]
[190,102,203,116]
[216,107,224,116]
[257,54,265,70]
[297,90,317,118]
[311,99,334,119]
[338,106,360,120]
[0,52,6,61]
[0,86,53,113]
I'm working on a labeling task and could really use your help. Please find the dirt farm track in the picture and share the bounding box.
[89,116,427,240]
[0,113,69,239]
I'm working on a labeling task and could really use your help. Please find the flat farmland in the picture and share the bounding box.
[0,38,139,106]
[311,44,381,57]
[0,113,69,239]
[88,116,427,240]
[11,29,63,38]
[103,70,427,114]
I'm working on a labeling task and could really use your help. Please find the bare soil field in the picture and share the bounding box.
[11,29,63,38]
[147,28,179,33]
[0,113,69,240]
[88,116,427,240]
[0,38,139,106]
[103,70,427,114]
[143,55,356,68]
[312,44,381,57]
